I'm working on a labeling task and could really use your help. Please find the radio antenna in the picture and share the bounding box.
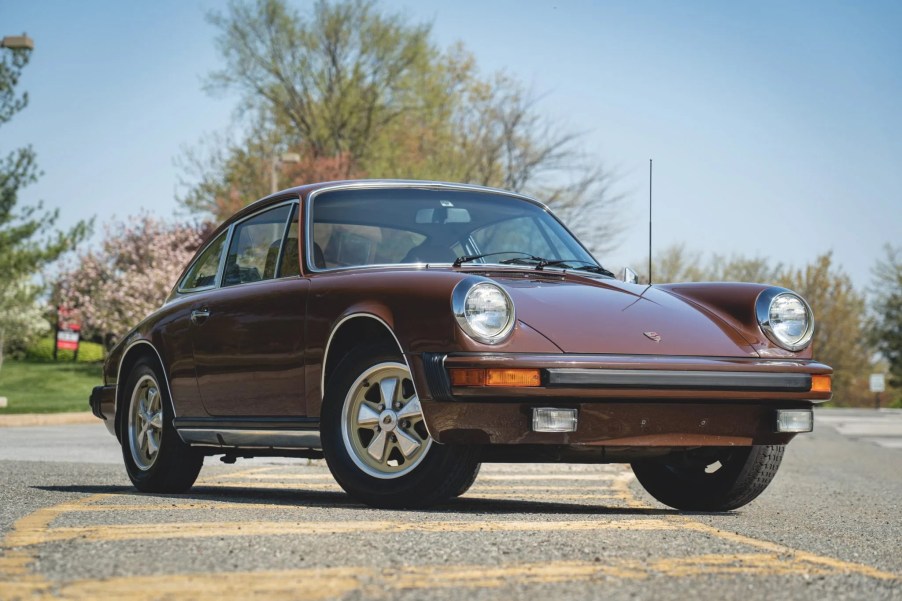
[648,158,653,284]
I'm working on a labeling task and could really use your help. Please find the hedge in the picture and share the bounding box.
[24,337,105,363]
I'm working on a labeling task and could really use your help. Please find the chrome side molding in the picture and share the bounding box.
[177,428,322,450]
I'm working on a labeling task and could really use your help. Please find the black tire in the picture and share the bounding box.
[451,462,482,498]
[321,344,478,509]
[630,445,784,511]
[119,358,203,493]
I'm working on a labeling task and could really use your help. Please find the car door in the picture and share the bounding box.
[190,202,309,416]
[164,229,231,417]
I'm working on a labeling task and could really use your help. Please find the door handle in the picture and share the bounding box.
[190,308,210,324]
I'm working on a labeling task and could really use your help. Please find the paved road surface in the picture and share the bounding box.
[815,408,902,449]
[0,409,899,600]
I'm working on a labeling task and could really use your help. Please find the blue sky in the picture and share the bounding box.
[2,0,900,290]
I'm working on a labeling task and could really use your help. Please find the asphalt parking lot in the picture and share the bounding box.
[0,410,899,600]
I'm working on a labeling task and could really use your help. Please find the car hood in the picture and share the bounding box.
[492,274,758,357]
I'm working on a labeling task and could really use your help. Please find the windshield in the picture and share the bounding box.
[307,186,597,270]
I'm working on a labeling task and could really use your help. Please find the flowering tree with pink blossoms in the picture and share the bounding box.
[57,214,210,347]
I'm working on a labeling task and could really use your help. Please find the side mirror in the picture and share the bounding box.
[619,266,639,284]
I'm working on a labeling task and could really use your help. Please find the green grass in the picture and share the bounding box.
[0,360,103,414]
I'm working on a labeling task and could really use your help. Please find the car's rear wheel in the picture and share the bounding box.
[321,344,478,508]
[120,358,203,493]
[630,445,784,511]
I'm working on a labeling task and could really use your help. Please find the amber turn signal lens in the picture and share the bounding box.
[810,374,831,393]
[449,368,542,387]
[449,368,485,387]
[485,369,541,387]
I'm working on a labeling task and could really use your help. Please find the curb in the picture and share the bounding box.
[0,412,97,428]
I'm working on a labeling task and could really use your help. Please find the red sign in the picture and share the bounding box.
[57,330,80,351]
[56,305,81,352]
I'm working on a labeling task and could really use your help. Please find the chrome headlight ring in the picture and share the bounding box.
[451,277,516,345]
[755,287,815,352]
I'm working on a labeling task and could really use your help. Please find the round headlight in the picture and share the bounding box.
[452,279,515,344]
[757,289,814,351]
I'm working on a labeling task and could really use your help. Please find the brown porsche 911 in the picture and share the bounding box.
[90,180,832,511]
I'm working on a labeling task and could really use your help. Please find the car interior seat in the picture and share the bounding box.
[400,241,456,264]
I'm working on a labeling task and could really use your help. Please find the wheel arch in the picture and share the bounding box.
[115,340,173,441]
[321,313,405,403]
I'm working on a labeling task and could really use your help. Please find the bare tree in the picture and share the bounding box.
[181,0,624,253]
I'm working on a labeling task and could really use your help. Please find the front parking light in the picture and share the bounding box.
[775,410,813,433]
[532,408,578,433]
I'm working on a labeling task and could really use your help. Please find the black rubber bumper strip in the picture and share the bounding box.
[546,369,811,392]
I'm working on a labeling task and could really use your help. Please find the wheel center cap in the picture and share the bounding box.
[380,411,398,432]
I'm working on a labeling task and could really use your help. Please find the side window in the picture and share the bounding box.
[181,232,227,291]
[278,205,300,277]
[223,205,292,287]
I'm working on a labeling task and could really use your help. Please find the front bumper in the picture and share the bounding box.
[89,385,116,435]
[409,353,831,447]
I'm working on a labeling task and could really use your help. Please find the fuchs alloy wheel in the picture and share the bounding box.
[322,344,479,509]
[128,373,163,471]
[631,445,785,511]
[120,358,203,493]
[341,361,433,478]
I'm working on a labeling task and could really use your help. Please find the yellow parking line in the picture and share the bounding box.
[11,518,678,547]
[216,472,336,481]
[189,481,342,492]
[219,472,621,482]
[14,552,897,601]
[609,471,652,509]
[676,519,899,582]
[0,492,115,597]
[465,493,623,501]
[200,482,624,503]
[2,464,899,601]
[478,474,620,481]
[46,502,314,513]
[467,484,600,491]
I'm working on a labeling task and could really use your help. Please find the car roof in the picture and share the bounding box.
[235,180,548,221]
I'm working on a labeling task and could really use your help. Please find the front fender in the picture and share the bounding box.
[658,282,813,359]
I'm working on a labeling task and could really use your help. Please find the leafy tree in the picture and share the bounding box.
[870,244,902,404]
[641,243,706,283]
[778,253,871,406]
[0,277,48,366]
[179,0,622,253]
[641,244,782,285]
[207,0,433,168]
[0,42,90,369]
[57,214,208,346]
[177,121,361,219]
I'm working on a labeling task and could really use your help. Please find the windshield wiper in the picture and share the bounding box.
[538,259,616,278]
[453,251,541,267]
[500,256,615,277]
[455,253,615,278]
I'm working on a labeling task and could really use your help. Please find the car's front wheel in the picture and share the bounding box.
[630,445,784,511]
[321,345,479,508]
[120,358,203,493]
